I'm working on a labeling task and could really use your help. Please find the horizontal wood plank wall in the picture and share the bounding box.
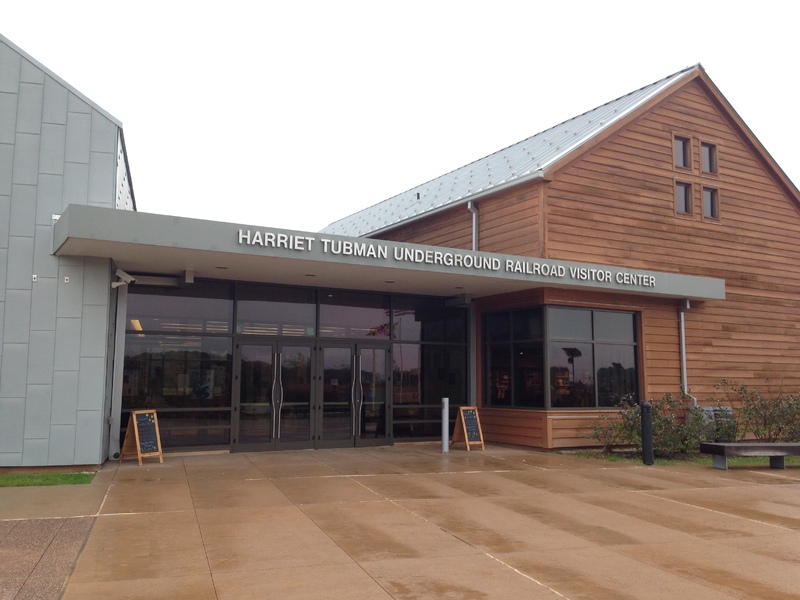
[544,80,800,401]
[476,181,541,255]
[376,181,541,255]
[376,204,473,247]
[479,408,546,447]
[547,411,611,448]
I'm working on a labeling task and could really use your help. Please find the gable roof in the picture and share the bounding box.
[0,33,122,128]
[321,65,700,238]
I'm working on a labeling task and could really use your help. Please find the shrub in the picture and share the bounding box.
[717,380,800,442]
[591,393,706,458]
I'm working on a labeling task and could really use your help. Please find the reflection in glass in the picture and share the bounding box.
[320,291,390,339]
[279,346,312,441]
[128,284,233,333]
[514,344,544,407]
[238,345,273,444]
[488,345,512,406]
[549,342,595,407]
[548,307,591,340]
[322,347,353,440]
[360,348,387,438]
[392,344,466,438]
[595,344,637,406]
[237,285,315,336]
[594,311,635,342]
[392,297,467,343]
[121,334,232,447]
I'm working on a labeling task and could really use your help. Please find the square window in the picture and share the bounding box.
[703,187,719,219]
[675,182,692,214]
[674,136,690,168]
[701,143,717,174]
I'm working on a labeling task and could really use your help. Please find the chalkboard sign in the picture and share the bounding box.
[120,410,164,465]
[451,406,485,451]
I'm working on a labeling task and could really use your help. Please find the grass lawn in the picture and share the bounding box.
[560,449,800,467]
[0,472,95,487]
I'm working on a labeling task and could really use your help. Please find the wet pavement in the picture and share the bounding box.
[1,444,799,599]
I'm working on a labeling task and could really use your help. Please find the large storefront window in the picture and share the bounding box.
[484,306,637,409]
[320,291,391,338]
[393,344,467,438]
[123,283,235,447]
[485,309,544,408]
[122,334,233,447]
[123,284,468,449]
[237,285,316,336]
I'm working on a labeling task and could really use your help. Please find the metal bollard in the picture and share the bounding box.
[641,401,654,465]
[442,397,449,453]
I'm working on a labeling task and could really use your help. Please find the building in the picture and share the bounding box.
[2,33,798,466]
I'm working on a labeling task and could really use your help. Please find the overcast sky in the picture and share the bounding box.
[4,1,799,232]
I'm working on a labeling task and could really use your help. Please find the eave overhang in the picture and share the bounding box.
[53,205,725,301]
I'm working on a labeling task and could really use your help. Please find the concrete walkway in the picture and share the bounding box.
[1,445,799,599]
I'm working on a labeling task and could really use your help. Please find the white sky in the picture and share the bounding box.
[4,1,799,232]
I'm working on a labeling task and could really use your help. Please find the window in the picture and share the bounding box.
[482,307,638,409]
[674,136,690,168]
[548,308,638,408]
[701,142,717,174]
[703,187,719,219]
[483,309,544,408]
[675,182,692,214]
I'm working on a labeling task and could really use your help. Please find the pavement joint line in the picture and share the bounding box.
[484,552,573,600]
[633,489,796,532]
[348,476,575,600]
[241,469,519,481]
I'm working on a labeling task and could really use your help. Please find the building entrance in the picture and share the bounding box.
[232,342,390,451]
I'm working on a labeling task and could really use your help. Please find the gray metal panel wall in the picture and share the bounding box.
[0,39,118,466]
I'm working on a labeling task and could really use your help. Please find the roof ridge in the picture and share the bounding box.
[322,64,701,236]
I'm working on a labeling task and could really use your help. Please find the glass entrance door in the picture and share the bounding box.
[318,344,389,448]
[233,343,274,450]
[233,342,389,451]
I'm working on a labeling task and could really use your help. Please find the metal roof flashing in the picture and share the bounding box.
[321,65,700,239]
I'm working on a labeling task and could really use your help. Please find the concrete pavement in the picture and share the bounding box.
[1,444,799,599]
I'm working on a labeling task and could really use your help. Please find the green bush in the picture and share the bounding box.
[717,380,800,442]
[591,392,707,458]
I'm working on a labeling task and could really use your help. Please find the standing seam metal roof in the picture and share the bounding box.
[321,65,699,238]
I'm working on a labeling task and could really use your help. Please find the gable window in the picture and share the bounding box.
[703,187,719,219]
[675,182,692,214]
[701,142,717,174]
[674,136,690,169]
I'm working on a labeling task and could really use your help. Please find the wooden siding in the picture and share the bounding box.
[480,408,546,447]
[377,180,542,255]
[376,204,473,247]
[480,407,615,449]
[543,79,800,400]
[378,76,800,448]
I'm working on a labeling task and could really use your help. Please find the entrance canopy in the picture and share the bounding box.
[53,205,725,300]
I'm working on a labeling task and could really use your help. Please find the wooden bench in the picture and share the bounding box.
[699,442,800,470]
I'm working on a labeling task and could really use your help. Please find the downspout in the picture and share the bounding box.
[678,299,697,407]
[468,200,479,250]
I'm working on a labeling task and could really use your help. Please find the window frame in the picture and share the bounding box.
[673,135,691,170]
[482,306,639,410]
[675,180,693,216]
[702,186,720,220]
[701,141,718,175]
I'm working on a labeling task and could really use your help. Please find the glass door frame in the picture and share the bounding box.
[232,339,392,451]
[231,340,277,452]
[315,342,392,449]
